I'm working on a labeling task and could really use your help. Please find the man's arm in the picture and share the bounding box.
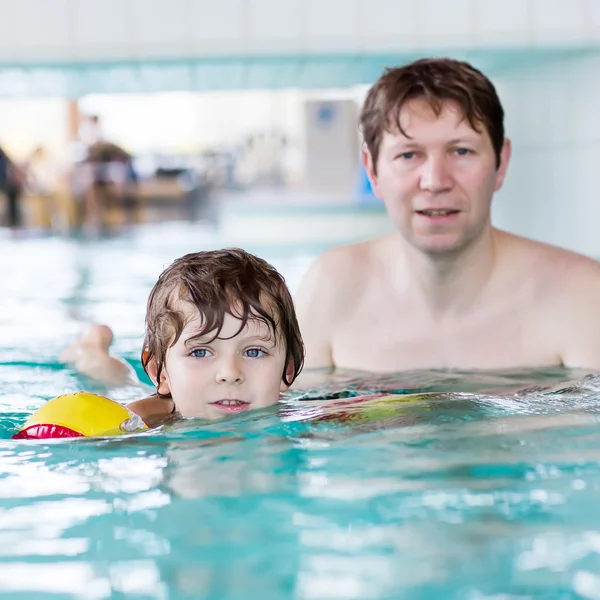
[294,253,338,370]
[558,265,600,372]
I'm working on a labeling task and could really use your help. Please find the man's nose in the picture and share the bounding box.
[419,154,453,193]
[215,356,244,384]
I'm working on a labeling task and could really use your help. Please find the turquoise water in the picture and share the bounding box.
[2,224,600,599]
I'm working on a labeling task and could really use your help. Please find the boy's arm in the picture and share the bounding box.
[61,324,139,387]
[61,345,138,386]
[127,395,176,428]
[76,355,135,386]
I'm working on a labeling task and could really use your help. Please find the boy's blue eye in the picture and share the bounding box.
[191,348,211,358]
[454,147,471,156]
[245,348,265,358]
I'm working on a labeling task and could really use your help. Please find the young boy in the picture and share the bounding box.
[61,248,305,426]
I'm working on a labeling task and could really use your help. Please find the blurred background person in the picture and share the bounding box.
[0,145,26,231]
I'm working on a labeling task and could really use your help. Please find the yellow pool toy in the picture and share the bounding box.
[13,392,147,439]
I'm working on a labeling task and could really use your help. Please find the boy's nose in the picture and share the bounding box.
[215,357,244,384]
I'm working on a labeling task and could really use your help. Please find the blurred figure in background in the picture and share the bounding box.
[78,115,138,235]
[25,146,58,198]
[23,146,68,233]
[0,145,26,230]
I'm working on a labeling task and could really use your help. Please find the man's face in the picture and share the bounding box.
[364,97,511,255]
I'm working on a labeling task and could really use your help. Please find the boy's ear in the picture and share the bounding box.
[144,350,171,396]
[280,360,296,392]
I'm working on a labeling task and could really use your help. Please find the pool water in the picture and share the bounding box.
[1,224,600,599]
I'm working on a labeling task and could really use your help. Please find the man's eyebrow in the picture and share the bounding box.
[446,136,479,145]
[389,139,422,149]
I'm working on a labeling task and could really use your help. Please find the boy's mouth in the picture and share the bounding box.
[210,399,251,414]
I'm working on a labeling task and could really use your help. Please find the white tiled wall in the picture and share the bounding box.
[0,0,597,63]
[492,52,600,257]
[530,0,592,45]
[72,0,132,60]
[189,0,247,54]
[473,0,533,46]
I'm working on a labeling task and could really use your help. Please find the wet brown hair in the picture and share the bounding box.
[360,57,505,173]
[142,248,304,396]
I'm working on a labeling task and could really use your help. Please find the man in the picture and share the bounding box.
[295,58,600,373]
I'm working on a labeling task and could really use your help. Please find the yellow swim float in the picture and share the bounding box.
[13,392,147,439]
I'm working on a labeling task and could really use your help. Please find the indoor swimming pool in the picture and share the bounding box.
[2,222,600,599]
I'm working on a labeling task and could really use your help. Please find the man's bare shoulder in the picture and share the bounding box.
[512,235,600,370]
[302,235,392,290]
[542,243,600,304]
[503,231,600,286]
[501,230,600,327]
[493,231,600,369]
[294,236,394,369]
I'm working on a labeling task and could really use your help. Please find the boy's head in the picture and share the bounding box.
[142,249,304,419]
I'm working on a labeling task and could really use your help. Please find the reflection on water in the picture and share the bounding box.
[1,228,600,597]
[3,375,600,598]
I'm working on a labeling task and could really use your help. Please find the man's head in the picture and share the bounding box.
[360,58,511,255]
[142,249,304,419]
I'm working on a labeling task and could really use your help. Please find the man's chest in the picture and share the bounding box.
[330,300,558,372]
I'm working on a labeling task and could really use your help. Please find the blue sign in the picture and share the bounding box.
[316,103,336,128]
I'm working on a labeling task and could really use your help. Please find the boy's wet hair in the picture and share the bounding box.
[142,248,304,395]
[360,57,505,173]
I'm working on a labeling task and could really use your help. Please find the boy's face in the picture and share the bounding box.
[155,301,291,419]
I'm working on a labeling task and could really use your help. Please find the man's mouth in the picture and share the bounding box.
[416,209,460,217]
[210,399,251,414]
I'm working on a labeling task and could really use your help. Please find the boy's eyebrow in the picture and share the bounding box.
[183,331,276,348]
[184,333,211,348]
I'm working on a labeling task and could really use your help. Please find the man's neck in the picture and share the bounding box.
[397,226,502,317]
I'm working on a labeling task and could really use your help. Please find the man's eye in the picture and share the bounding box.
[454,147,472,156]
[397,152,416,160]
